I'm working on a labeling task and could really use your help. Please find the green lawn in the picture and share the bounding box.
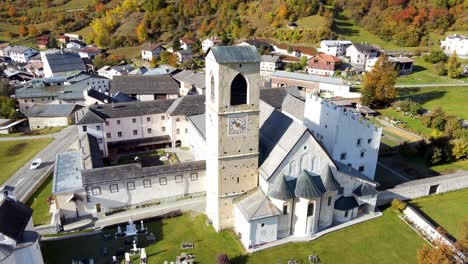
[41,208,427,264]
[108,44,144,59]
[26,175,53,226]
[0,139,52,185]
[411,188,468,240]
[378,108,432,137]
[0,126,65,138]
[396,57,468,85]
[431,159,468,175]
[296,15,327,30]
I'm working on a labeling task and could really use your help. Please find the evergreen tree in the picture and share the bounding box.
[446,51,461,78]
[47,35,58,48]
[361,56,397,107]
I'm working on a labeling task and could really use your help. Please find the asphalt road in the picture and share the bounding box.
[2,126,79,202]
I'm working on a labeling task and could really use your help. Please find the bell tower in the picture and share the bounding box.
[205,46,261,231]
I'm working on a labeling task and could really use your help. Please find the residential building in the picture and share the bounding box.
[26,104,81,130]
[66,39,86,50]
[440,34,468,59]
[318,40,352,57]
[36,35,49,49]
[388,56,414,75]
[111,75,179,101]
[260,55,281,78]
[0,43,11,57]
[8,46,38,63]
[237,39,272,52]
[172,70,205,95]
[141,43,164,61]
[179,37,198,51]
[65,72,110,93]
[307,53,341,76]
[41,52,86,78]
[0,118,27,135]
[202,36,222,52]
[97,64,133,79]
[345,43,380,69]
[76,46,101,59]
[175,50,192,63]
[0,186,44,264]
[56,34,69,43]
[272,43,316,59]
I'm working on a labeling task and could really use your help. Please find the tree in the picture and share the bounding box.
[7,5,16,17]
[422,106,447,131]
[28,25,38,37]
[361,56,397,107]
[0,78,11,96]
[451,139,468,160]
[168,53,178,67]
[172,38,181,51]
[423,49,448,64]
[446,51,461,78]
[91,19,110,47]
[18,23,26,37]
[136,22,147,44]
[0,97,16,119]
[47,35,58,49]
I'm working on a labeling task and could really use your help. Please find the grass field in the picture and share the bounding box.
[26,175,53,226]
[411,188,468,239]
[396,57,468,85]
[0,139,52,185]
[41,208,427,264]
[378,108,432,137]
[296,15,328,30]
[0,126,64,137]
[431,160,468,175]
[108,44,144,59]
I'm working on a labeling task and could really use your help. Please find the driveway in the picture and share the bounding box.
[2,126,79,202]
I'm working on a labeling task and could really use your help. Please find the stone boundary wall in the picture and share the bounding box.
[403,205,453,247]
[377,171,468,206]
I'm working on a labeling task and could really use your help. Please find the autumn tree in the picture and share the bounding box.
[136,22,147,44]
[0,97,16,119]
[7,5,16,17]
[361,56,397,107]
[28,25,38,37]
[91,19,110,47]
[277,4,289,20]
[18,23,26,37]
[168,53,178,67]
[446,51,461,78]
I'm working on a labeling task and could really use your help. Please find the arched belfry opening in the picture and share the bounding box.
[210,73,215,102]
[230,74,248,106]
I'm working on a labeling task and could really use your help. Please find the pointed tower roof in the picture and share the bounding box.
[295,170,325,199]
[321,166,340,192]
[268,175,295,200]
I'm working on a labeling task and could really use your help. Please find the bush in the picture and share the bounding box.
[391,199,407,212]
[393,99,422,116]
[426,146,443,165]
[423,49,448,64]
[451,139,468,160]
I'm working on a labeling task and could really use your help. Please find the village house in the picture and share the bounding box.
[179,37,199,51]
[0,187,44,264]
[318,40,352,57]
[202,36,223,52]
[26,104,81,130]
[175,50,193,63]
[141,43,164,61]
[66,39,86,50]
[260,54,281,79]
[75,46,101,60]
[172,70,206,96]
[65,72,110,93]
[110,75,179,101]
[8,46,39,63]
[238,39,273,53]
[36,35,49,49]
[97,64,133,79]
[0,118,27,134]
[272,43,316,59]
[440,34,468,59]
[345,43,380,70]
[388,56,414,75]
[307,53,341,76]
[56,34,69,43]
[0,43,11,57]
[41,51,86,78]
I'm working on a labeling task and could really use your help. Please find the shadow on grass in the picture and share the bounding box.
[7,142,27,155]
[398,90,447,106]
[409,65,427,74]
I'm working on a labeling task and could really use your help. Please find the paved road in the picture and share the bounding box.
[395,83,467,88]
[2,126,79,202]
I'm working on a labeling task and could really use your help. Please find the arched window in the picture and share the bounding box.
[311,157,320,172]
[300,154,309,171]
[290,160,297,175]
[328,196,332,206]
[307,203,314,217]
[210,74,215,102]
[283,203,288,215]
[230,74,247,105]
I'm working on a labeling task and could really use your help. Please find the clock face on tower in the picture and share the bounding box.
[228,115,247,135]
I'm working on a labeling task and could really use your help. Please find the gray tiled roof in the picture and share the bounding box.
[82,160,206,185]
[268,175,295,200]
[166,95,205,116]
[353,183,378,197]
[80,133,104,169]
[15,82,87,99]
[270,71,347,86]
[352,43,378,53]
[235,188,281,221]
[87,89,116,103]
[294,170,325,199]
[335,161,376,184]
[172,70,206,89]
[76,109,105,125]
[321,166,341,192]
[44,53,86,73]
[0,197,32,242]
[281,93,305,121]
[209,46,261,64]
[260,87,302,109]
[334,196,359,211]
[88,99,176,119]
[261,54,280,63]
[187,113,206,139]
[9,45,36,54]
[52,151,83,194]
[26,104,78,117]
[111,75,179,95]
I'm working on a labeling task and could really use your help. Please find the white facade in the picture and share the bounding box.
[318,40,352,57]
[202,37,222,52]
[303,95,382,180]
[141,46,164,61]
[28,116,70,130]
[175,51,192,63]
[307,67,335,76]
[345,45,379,69]
[8,46,38,63]
[440,34,468,59]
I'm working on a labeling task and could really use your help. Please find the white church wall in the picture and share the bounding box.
[251,216,278,246]
[187,122,207,161]
[318,192,336,229]
[270,197,292,238]
[234,206,251,248]
[333,207,358,223]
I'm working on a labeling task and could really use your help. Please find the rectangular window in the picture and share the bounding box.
[161,116,165,120]
[82,126,87,132]
[96,125,101,131]
[106,133,111,138]
[338,187,344,195]
[283,204,288,215]
[340,153,346,160]
[360,152,365,158]
[344,210,349,217]
[162,127,166,132]
[185,128,188,134]
[118,132,122,137]
[429,184,439,195]
[133,130,138,135]
[175,175,183,183]
[109,184,119,193]
[105,121,109,126]
[117,120,121,125]
[127,182,135,190]
[159,177,167,185]
[176,117,180,122]
[143,179,151,188]
[357,138,362,146]
[132,118,136,123]
[358,166,365,172]
[147,128,152,134]
[176,129,180,135]
[190,173,198,181]
[92,187,101,195]
[146,117,151,122]
[368,138,372,144]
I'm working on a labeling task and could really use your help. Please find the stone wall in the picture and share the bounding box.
[377,171,468,206]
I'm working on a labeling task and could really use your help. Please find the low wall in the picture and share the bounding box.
[377,171,468,206]
[403,205,453,247]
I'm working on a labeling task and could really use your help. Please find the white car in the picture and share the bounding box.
[30,159,42,170]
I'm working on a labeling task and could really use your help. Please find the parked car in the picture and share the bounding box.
[30,158,42,170]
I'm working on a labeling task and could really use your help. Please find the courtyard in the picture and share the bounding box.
[41,206,427,264]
